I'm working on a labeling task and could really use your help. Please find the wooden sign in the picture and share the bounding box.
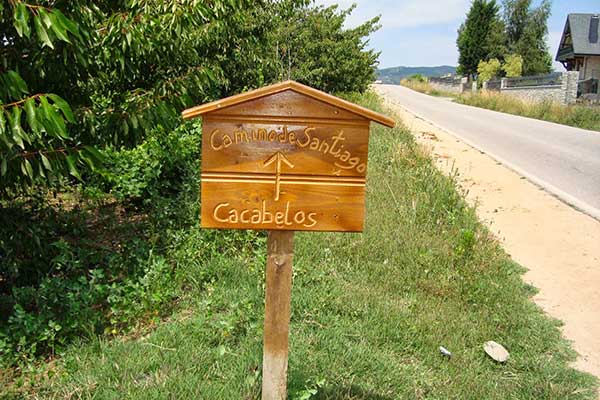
[182,81,394,400]
[183,81,394,232]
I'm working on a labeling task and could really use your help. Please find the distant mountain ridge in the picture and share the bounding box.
[377,65,457,84]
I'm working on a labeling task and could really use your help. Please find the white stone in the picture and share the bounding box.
[484,341,510,363]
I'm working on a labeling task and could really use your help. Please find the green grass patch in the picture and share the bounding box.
[457,92,600,132]
[2,92,597,399]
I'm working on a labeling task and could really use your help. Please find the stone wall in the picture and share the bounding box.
[429,77,469,94]
[429,81,461,94]
[497,72,579,105]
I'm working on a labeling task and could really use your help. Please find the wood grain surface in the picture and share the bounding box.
[185,82,394,232]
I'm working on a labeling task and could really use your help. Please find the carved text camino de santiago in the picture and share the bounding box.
[209,126,367,174]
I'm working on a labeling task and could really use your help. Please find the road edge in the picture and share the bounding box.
[381,96,600,222]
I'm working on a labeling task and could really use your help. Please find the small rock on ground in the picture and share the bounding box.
[484,341,510,363]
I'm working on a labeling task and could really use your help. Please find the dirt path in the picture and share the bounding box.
[379,94,600,382]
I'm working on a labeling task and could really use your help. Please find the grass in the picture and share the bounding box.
[400,79,458,98]
[457,91,600,132]
[2,91,597,399]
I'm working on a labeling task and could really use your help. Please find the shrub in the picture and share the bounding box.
[0,121,248,367]
[502,54,523,77]
[477,58,501,83]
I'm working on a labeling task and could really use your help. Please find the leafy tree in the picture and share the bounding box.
[502,0,552,75]
[1,0,263,192]
[502,54,524,77]
[477,59,502,82]
[1,0,380,194]
[273,3,381,93]
[457,0,505,78]
[1,2,89,190]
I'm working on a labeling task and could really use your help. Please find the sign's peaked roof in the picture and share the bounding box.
[182,80,396,128]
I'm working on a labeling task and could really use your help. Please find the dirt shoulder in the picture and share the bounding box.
[379,94,600,380]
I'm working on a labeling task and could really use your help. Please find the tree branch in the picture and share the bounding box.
[1,94,44,109]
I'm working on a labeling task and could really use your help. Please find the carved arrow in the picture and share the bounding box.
[263,151,294,201]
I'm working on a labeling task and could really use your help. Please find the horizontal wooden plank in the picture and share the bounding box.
[205,114,369,127]
[209,90,365,121]
[201,180,365,232]
[202,119,370,178]
[202,172,366,185]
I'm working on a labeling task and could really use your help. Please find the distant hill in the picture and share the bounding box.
[376,66,457,84]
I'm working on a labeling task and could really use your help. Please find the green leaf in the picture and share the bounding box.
[24,98,40,135]
[48,10,71,43]
[38,8,52,29]
[48,94,75,123]
[0,110,13,151]
[83,145,105,162]
[52,9,81,40]
[1,157,7,177]
[6,71,29,95]
[0,109,6,137]
[39,96,68,139]
[40,153,52,171]
[10,107,26,149]
[38,159,46,178]
[34,15,54,49]
[14,3,31,38]
[65,154,81,180]
[23,159,34,179]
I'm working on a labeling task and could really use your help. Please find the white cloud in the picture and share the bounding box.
[314,0,470,29]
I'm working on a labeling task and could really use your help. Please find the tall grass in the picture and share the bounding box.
[457,91,600,132]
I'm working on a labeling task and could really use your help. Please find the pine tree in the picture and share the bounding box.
[457,0,505,78]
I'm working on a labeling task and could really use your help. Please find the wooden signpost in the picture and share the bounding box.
[182,81,394,399]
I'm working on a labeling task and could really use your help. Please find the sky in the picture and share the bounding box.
[314,0,600,70]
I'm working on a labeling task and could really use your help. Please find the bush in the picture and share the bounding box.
[97,122,201,202]
[477,58,501,83]
[407,74,427,83]
[0,120,267,368]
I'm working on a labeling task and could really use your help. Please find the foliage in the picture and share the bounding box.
[0,3,100,192]
[502,54,524,77]
[457,0,552,79]
[502,0,552,75]
[457,92,600,132]
[457,0,504,77]
[0,121,243,366]
[1,0,381,192]
[274,3,381,93]
[478,58,502,83]
[0,0,257,190]
[407,74,427,83]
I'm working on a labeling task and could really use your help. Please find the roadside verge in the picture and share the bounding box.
[378,92,600,381]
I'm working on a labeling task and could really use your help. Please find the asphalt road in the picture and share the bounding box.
[375,84,600,220]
